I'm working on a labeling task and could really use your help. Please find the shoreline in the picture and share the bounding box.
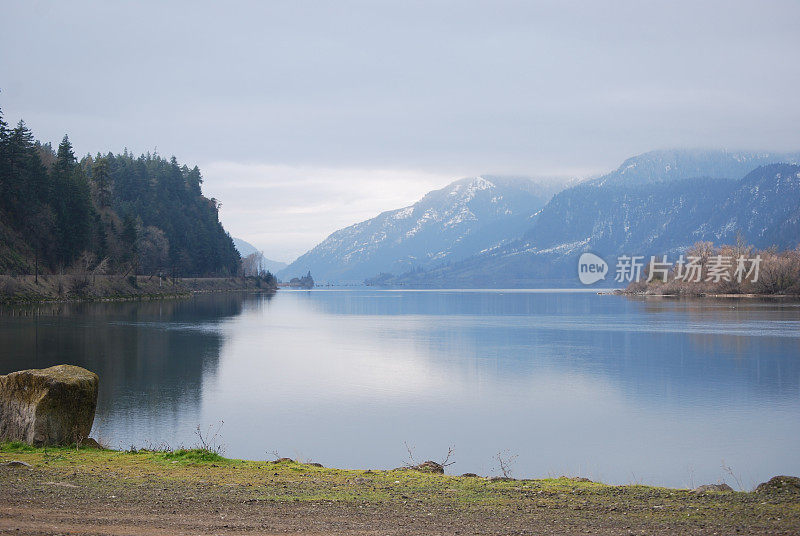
[0,274,276,306]
[612,289,800,299]
[1,444,798,535]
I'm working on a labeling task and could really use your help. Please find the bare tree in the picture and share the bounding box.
[242,252,265,277]
[495,450,519,478]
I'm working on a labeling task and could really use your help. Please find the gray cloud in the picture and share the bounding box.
[3,0,799,258]
[201,163,452,261]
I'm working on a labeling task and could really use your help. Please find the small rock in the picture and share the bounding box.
[307,462,323,468]
[755,475,800,495]
[694,483,734,493]
[79,437,103,450]
[486,476,515,482]
[561,476,592,483]
[1,460,31,468]
[273,457,293,463]
[461,473,478,478]
[408,461,444,474]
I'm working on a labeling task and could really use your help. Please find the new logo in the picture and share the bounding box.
[578,253,608,285]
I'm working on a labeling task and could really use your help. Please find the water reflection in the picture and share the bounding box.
[0,294,268,446]
[0,290,798,488]
[301,290,800,404]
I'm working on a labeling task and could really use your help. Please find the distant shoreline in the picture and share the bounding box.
[0,275,276,306]
[613,289,800,299]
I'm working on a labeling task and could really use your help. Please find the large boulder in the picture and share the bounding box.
[0,365,99,446]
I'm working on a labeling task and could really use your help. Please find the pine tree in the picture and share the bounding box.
[186,165,203,195]
[92,156,112,208]
[0,109,10,205]
[120,213,138,269]
[51,135,93,266]
[0,112,242,277]
[0,107,8,149]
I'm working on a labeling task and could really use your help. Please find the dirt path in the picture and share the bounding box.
[1,447,798,535]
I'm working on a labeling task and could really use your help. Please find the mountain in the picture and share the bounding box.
[702,163,800,249]
[279,176,570,283]
[522,177,734,258]
[262,258,288,274]
[232,237,260,258]
[591,149,800,186]
[375,150,800,288]
[232,237,288,273]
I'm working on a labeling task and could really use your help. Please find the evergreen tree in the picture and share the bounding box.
[0,110,7,206]
[120,213,138,268]
[92,156,112,208]
[0,109,241,277]
[51,135,93,266]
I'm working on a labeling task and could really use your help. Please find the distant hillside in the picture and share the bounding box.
[232,237,260,258]
[232,237,287,273]
[0,107,241,277]
[522,177,734,257]
[279,175,570,283]
[590,149,800,187]
[374,151,800,288]
[702,163,800,248]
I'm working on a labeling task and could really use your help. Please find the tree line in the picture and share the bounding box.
[0,107,241,278]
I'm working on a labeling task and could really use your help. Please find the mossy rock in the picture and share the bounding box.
[0,365,98,446]
[755,476,800,495]
[410,461,445,474]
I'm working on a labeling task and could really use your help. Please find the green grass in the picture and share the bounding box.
[161,448,227,463]
[0,441,36,453]
[2,440,799,531]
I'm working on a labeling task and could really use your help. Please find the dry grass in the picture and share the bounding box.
[627,242,800,296]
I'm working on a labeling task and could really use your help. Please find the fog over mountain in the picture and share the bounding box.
[589,149,800,186]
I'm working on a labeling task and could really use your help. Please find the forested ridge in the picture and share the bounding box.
[0,107,241,277]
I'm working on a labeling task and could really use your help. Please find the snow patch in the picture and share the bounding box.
[393,206,414,220]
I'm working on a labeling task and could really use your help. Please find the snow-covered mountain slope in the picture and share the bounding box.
[589,149,800,187]
[376,151,800,288]
[521,153,800,256]
[703,163,800,248]
[279,175,570,283]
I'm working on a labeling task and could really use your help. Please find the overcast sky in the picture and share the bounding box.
[2,1,799,261]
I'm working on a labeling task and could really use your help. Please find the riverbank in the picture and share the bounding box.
[614,289,800,299]
[1,444,798,535]
[0,274,276,305]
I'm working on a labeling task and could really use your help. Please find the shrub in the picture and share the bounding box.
[626,242,800,295]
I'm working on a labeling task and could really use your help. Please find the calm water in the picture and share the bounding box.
[1,290,798,488]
